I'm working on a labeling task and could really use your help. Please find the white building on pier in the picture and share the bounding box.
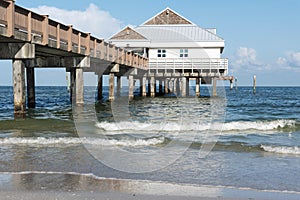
[109,8,232,97]
[109,8,228,78]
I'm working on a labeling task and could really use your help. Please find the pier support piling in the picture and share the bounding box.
[26,67,36,108]
[109,73,115,101]
[150,76,155,97]
[117,76,121,97]
[159,79,163,95]
[230,80,234,90]
[165,79,169,94]
[129,75,134,100]
[142,77,147,97]
[212,78,217,97]
[196,78,200,97]
[75,68,84,105]
[13,60,26,117]
[186,78,190,96]
[70,69,76,103]
[97,75,103,100]
[181,77,186,97]
[253,75,256,94]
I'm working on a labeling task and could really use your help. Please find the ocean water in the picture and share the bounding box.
[0,86,299,194]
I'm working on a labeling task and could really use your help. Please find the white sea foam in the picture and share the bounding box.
[261,145,300,155]
[0,137,165,147]
[96,119,297,133]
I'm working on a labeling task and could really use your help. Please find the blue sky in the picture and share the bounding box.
[1,0,299,86]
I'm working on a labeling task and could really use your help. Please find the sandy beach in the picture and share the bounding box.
[0,172,299,200]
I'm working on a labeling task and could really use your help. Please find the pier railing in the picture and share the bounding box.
[149,58,228,75]
[0,0,148,70]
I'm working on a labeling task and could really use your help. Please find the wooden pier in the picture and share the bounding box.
[0,0,147,117]
[0,0,234,118]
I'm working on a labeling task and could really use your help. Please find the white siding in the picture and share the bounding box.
[149,48,220,59]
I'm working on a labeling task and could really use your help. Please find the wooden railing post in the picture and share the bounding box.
[42,15,49,45]
[77,32,81,54]
[100,40,104,59]
[93,39,97,57]
[67,25,73,52]
[7,0,15,37]
[86,33,90,55]
[56,23,60,48]
[27,11,32,41]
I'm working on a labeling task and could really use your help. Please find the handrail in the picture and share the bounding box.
[149,58,228,75]
[0,0,148,70]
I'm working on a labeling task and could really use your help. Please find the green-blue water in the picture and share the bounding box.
[0,86,299,193]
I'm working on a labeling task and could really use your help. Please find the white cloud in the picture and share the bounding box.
[277,51,300,70]
[230,47,269,73]
[31,4,123,39]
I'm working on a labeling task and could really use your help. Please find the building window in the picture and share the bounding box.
[180,49,188,57]
[158,49,166,58]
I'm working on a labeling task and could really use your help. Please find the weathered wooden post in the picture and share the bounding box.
[230,79,234,90]
[6,0,15,37]
[13,60,26,117]
[253,75,256,94]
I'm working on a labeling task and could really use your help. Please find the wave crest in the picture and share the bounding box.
[261,145,300,155]
[96,119,297,133]
[0,137,165,147]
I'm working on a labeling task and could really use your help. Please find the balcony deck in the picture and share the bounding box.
[148,58,228,77]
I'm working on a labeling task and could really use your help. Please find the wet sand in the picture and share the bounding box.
[0,172,299,200]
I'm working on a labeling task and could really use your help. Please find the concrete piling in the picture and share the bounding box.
[117,76,121,97]
[142,77,147,97]
[212,78,217,97]
[13,60,26,117]
[150,76,155,97]
[26,67,36,108]
[196,78,200,97]
[97,75,103,100]
[181,77,186,97]
[75,68,84,105]
[109,73,115,101]
[129,75,134,99]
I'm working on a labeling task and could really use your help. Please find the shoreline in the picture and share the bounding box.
[0,172,299,200]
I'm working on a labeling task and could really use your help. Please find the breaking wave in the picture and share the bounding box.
[261,145,300,155]
[96,119,298,133]
[0,136,165,147]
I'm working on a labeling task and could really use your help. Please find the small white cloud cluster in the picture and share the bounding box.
[277,51,300,70]
[31,4,123,39]
[231,47,268,73]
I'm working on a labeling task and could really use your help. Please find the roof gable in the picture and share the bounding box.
[110,26,148,40]
[143,8,194,25]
